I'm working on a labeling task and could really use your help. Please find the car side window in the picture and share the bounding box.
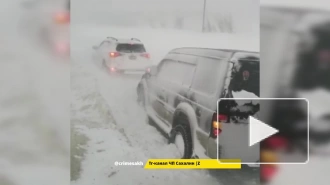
[157,59,172,78]
[191,57,224,94]
[157,59,196,86]
[228,57,260,97]
[180,62,196,86]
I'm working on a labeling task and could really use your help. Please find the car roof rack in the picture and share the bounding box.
[107,37,118,41]
[131,38,141,42]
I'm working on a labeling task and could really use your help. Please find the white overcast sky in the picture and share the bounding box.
[73,0,259,34]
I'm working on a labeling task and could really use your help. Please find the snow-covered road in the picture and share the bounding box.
[70,25,259,185]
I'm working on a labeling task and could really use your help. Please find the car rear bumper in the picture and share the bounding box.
[106,58,153,71]
[207,140,260,168]
[207,134,260,165]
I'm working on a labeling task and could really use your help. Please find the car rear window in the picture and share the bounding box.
[230,56,260,97]
[116,43,146,53]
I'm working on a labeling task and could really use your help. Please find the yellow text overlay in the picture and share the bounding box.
[144,159,241,169]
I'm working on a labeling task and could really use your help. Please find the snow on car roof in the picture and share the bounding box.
[171,47,257,54]
[104,37,143,44]
[169,47,258,61]
[231,52,259,62]
[260,0,330,12]
[116,38,143,44]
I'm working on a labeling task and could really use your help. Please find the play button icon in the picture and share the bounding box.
[216,98,308,164]
[249,116,279,147]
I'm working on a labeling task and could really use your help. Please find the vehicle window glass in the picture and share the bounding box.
[157,60,195,86]
[230,56,260,97]
[116,44,146,53]
[191,57,222,94]
[157,60,171,78]
[181,62,196,86]
[169,61,195,86]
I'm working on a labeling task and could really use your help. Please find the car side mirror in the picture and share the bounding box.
[149,66,158,76]
[92,46,98,50]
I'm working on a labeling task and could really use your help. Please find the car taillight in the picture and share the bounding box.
[264,135,288,150]
[110,67,116,72]
[261,150,278,163]
[218,114,228,122]
[53,11,70,24]
[141,53,150,59]
[55,41,69,55]
[261,139,281,183]
[261,165,278,182]
[211,113,227,138]
[109,52,120,58]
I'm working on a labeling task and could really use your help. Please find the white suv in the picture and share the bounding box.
[93,37,153,73]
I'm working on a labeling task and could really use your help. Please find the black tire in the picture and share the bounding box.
[169,118,193,159]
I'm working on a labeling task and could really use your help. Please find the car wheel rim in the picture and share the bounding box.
[175,133,185,157]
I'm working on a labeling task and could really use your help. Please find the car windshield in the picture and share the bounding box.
[116,43,146,53]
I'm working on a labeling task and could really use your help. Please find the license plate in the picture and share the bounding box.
[129,55,137,60]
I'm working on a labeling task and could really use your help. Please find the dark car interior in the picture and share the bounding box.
[116,44,146,53]
[230,56,260,97]
[218,56,260,122]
